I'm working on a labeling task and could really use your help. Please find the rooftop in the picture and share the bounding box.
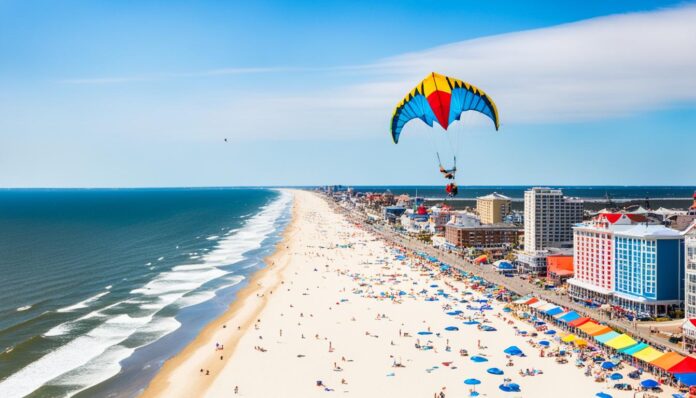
[614,224,683,239]
[477,192,511,201]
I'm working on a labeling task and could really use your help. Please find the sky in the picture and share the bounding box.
[0,0,695,187]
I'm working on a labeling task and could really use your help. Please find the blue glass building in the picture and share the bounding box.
[612,225,684,317]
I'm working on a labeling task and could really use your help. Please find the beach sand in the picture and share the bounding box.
[141,190,676,398]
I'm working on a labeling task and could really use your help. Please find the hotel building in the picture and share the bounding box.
[681,221,696,347]
[476,193,511,224]
[612,225,684,316]
[517,188,583,274]
[568,213,646,304]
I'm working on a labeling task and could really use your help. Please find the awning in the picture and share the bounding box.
[651,352,686,371]
[574,339,588,346]
[620,342,649,355]
[524,297,539,305]
[668,356,696,374]
[604,334,638,350]
[633,346,664,363]
[595,331,621,344]
[529,300,548,309]
[568,317,591,327]
[558,311,581,323]
[545,307,565,316]
[513,296,532,304]
[537,303,557,312]
[675,372,696,386]
[561,334,577,343]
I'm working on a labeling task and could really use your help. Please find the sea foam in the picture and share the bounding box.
[0,190,292,398]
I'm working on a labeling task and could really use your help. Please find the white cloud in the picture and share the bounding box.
[219,3,696,137]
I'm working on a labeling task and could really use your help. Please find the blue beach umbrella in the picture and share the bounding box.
[609,373,623,380]
[499,383,520,392]
[430,284,438,288]
[487,367,504,375]
[471,356,489,363]
[601,361,615,370]
[538,340,550,347]
[503,346,524,356]
[544,330,556,335]
[445,326,459,331]
[596,393,612,398]
[417,331,433,335]
[463,320,480,325]
[464,378,481,385]
[640,379,659,388]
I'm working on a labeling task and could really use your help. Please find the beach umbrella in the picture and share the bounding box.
[640,379,659,388]
[601,361,615,370]
[463,320,480,325]
[544,330,556,335]
[538,340,550,347]
[609,373,623,380]
[503,346,524,356]
[595,393,612,398]
[445,326,459,331]
[487,367,504,375]
[471,356,489,363]
[418,331,433,335]
[499,383,520,392]
[464,378,481,385]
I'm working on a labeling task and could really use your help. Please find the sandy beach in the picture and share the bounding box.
[141,190,678,398]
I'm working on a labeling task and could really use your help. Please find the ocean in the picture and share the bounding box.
[0,188,292,398]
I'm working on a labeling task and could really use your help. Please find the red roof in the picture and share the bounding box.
[599,213,647,224]
[669,356,696,374]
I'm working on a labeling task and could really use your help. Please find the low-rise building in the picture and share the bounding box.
[477,192,511,224]
[547,255,574,285]
[445,223,522,252]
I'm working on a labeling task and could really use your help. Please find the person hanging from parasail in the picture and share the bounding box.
[389,72,500,197]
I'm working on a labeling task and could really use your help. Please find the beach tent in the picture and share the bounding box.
[537,303,556,312]
[668,356,696,374]
[595,331,621,344]
[633,346,664,363]
[559,311,581,323]
[524,297,539,305]
[529,300,548,309]
[553,311,570,319]
[577,321,601,334]
[620,342,649,355]
[545,307,565,317]
[513,296,532,304]
[561,334,578,343]
[651,352,686,371]
[674,372,696,386]
[568,317,592,327]
[573,339,588,347]
[605,334,638,351]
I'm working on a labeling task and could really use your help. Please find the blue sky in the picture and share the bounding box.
[1,0,695,187]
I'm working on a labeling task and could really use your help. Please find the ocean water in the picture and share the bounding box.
[0,188,292,398]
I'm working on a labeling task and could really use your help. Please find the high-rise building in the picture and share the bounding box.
[612,225,684,316]
[681,221,696,348]
[524,188,584,251]
[476,193,511,224]
[517,188,583,274]
[568,213,647,304]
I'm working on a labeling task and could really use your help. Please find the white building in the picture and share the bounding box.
[518,187,583,274]
[683,221,696,347]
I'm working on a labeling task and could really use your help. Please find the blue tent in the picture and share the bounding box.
[620,342,648,355]
[503,346,524,356]
[595,331,621,344]
[558,311,581,323]
[497,261,514,270]
[675,373,696,386]
[545,307,565,316]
